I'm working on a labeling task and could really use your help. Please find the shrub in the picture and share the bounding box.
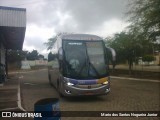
[142,55,155,65]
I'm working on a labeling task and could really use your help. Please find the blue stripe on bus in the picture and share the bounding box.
[69,79,97,85]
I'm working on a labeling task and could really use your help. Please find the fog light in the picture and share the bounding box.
[65,90,71,94]
[105,88,110,92]
[103,81,108,85]
[67,82,74,86]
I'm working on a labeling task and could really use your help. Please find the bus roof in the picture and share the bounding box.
[61,34,103,41]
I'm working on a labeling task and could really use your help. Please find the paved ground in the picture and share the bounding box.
[19,69,160,120]
[0,68,159,120]
[0,77,18,110]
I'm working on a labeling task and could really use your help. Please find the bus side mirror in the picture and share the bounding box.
[106,47,116,69]
[108,47,116,62]
[58,47,63,60]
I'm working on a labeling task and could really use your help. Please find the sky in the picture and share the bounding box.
[0,0,130,58]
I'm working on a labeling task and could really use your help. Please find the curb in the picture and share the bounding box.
[111,76,160,83]
[0,77,33,119]
[0,78,27,112]
[17,79,27,112]
[17,77,34,119]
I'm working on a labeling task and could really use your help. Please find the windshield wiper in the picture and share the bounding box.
[77,62,86,77]
[88,61,100,78]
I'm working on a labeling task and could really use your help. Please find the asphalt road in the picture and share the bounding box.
[19,69,160,120]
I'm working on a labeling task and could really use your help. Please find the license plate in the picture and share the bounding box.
[85,92,93,95]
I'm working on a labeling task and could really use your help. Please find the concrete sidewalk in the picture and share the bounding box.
[0,76,19,111]
[0,70,46,111]
[0,75,32,120]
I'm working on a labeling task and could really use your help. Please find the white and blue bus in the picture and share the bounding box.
[48,34,116,97]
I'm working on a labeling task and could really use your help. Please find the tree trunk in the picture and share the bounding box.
[128,59,133,76]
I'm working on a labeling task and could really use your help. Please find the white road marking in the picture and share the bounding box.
[24,82,37,86]
[17,80,26,112]
[17,80,34,118]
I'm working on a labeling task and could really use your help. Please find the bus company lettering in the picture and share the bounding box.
[68,43,82,45]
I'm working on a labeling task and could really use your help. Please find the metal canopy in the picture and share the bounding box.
[0,26,26,50]
[0,6,26,50]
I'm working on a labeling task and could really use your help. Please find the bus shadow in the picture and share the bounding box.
[61,95,109,102]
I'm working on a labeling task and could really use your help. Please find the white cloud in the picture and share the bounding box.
[88,19,129,38]
[1,0,130,58]
[25,24,55,40]
[23,44,36,52]
[23,24,56,57]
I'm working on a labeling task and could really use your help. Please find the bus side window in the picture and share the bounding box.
[58,47,64,72]
[59,60,63,72]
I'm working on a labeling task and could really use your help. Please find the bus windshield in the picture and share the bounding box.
[63,40,107,79]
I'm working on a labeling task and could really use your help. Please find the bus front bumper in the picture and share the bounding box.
[61,84,110,96]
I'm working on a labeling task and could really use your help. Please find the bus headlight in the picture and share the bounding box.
[67,82,74,86]
[103,81,108,85]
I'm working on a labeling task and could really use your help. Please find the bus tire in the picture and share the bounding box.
[58,81,64,98]
[48,74,52,86]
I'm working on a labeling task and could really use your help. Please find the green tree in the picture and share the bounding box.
[142,55,155,65]
[38,54,44,60]
[127,0,160,41]
[44,32,69,50]
[27,50,39,60]
[48,52,56,62]
[105,32,143,73]
[7,50,27,63]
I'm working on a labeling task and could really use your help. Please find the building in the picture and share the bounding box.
[0,6,26,84]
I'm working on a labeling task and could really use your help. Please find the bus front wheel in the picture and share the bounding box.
[58,81,64,97]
